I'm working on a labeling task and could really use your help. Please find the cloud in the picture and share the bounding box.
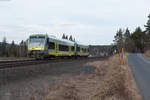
[0,0,149,45]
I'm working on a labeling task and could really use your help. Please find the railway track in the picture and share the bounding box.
[0,60,50,69]
[0,56,107,70]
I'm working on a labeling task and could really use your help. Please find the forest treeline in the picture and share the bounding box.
[113,13,150,53]
[0,38,27,57]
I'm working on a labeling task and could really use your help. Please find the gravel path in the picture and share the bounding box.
[128,53,150,100]
[0,58,104,100]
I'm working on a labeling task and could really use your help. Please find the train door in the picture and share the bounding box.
[46,38,49,51]
[80,46,82,56]
[45,38,49,56]
[69,46,71,56]
[55,41,59,56]
[74,43,77,56]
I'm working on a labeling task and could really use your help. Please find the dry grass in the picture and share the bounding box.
[30,55,142,100]
[0,57,32,61]
[143,50,150,61]
[89,55,142,100]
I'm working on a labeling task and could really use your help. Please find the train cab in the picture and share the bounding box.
[27,34,47,58]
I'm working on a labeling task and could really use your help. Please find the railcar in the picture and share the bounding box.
[27,34,89,59]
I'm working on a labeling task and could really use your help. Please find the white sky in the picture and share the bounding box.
[0,0,149,45]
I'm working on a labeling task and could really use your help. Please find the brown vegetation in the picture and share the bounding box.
[143,50,150,61]
[0,57,30,61]
[30,55,142,100]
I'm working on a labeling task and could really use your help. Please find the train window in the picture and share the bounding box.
[87,48,89,52]
[83,48,85,52]
[59,44,69,51]
[30,36,45,38]
[77,46,80,52]
[48,42,55,49]
[29,37,45,47]
[47,38,49,43]
[71,46,74,51]
[85,48,86,52]
[82,48,86,52]
[82,48,83,52]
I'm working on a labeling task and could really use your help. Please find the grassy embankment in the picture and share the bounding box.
[31,54,142,100]
[143,50,150,61]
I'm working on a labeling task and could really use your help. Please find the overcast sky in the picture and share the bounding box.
[0,0,149,45]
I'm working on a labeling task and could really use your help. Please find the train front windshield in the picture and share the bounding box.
[29,36,45,48]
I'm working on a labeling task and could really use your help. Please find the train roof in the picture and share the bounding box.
[75,41,89,48]
[48,35,75,46]
[29,34,46,37]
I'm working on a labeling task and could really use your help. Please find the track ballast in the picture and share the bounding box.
[0,57,106,70]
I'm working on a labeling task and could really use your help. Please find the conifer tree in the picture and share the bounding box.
[144,14,150,43]
[73,38,75,42]
[1,37,7,57]
[145,14,150,35]
[131,27,145,52]
[62,33,66,39]
[9,40,16,57]
[114,28,124,53]
[65,35,68,40]
[69,35,73,41]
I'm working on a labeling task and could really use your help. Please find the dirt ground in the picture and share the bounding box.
[0,55,142,100]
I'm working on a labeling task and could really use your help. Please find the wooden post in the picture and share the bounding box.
[120,48,124,65]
